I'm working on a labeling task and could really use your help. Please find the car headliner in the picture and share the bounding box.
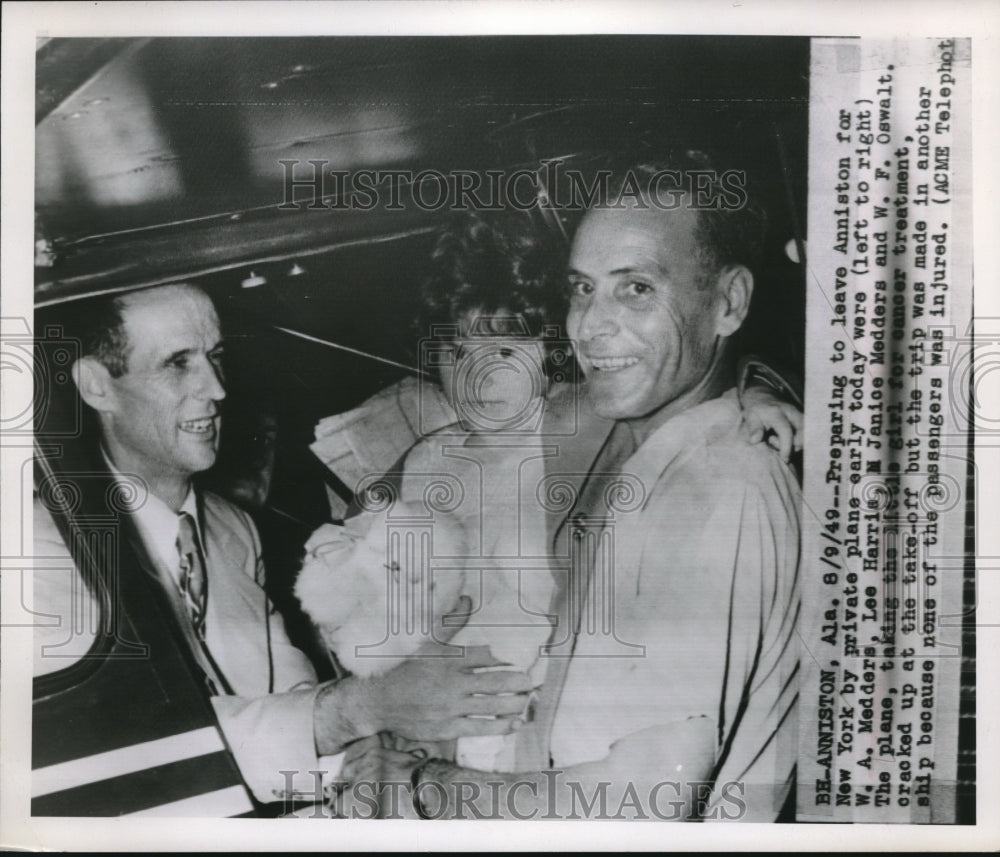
[34,35,809,514]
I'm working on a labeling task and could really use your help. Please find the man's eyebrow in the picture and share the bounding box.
[161,343,223,364]
[609,266,652,276]
[164,348,192,362]
[567,265,652,277]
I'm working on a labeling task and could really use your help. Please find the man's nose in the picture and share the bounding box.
[193,358,226,401]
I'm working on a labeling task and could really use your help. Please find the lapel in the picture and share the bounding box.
[120,504,231,695]
[70,444,241,695]
[198,493,271,697]
[199,494,249,584]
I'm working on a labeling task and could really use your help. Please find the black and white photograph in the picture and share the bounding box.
[0,1,996,850]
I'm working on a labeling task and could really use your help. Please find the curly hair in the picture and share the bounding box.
[417,210,568,349]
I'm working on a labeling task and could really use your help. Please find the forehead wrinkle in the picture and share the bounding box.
[121,292,220,361]
[573,246,676,284]
[138,326,216,367]
[574,203,700,266]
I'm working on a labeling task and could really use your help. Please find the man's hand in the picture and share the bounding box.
[313,596,534,753]
[341,740,425,819]
[335,715,719,821]
[740,385,803,462]
[364,645,533,740]
[328,736,424,819]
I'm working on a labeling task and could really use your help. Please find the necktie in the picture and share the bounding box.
[176,512,208,636]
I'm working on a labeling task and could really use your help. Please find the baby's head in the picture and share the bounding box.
[296,501,469,676]
[436,313,549,435]
[418,211,571,434]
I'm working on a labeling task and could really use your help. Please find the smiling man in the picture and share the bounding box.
[547,161,801,820]
[77,284,228,509]
[346,158,801,822]
[566,194,742,443]
[33,282,533,813]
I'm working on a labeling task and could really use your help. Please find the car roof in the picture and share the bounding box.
[35,35,808,307]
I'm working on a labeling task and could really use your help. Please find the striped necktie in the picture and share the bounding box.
[176,512,208,636]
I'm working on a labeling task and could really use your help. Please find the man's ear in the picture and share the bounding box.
[72,356,116,414]
[714,265,754,337]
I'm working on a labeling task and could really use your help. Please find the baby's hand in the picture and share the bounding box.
[740,385,803,462]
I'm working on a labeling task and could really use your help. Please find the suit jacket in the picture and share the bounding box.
[33,483,323,806]
[193,492,323,804]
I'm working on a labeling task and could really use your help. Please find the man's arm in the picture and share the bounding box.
[209,613,534,804]
[312,593,537,755]
[195,624,532,806]
[222,510,536,803]
[340,717,718,821]
[313,645,534,754]
[737,355,804,462]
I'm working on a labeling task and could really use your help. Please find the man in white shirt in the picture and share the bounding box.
[33,282,533,811]
[344,157,801,822]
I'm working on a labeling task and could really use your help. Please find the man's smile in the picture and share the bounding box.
[585,355,642,373]
[179,416,217,435]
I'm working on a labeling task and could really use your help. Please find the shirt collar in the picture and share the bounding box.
[102,449,200,580]
[622,388,740,483]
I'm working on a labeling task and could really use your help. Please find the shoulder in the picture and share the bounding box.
[647,392,799,512]
[201,490,259,544]
[633,396,801,591]
[708,403,794,490]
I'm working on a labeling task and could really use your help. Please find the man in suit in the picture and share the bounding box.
[33,282,533,810]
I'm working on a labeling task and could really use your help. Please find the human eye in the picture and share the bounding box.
[567,279,592,298]
[209,346,226,369]
[165,352,190,371]
[623,279,654,297]
[209,346,226,379]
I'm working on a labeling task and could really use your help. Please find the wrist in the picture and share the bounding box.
[312,676,379,755]
[410,757,454,820]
